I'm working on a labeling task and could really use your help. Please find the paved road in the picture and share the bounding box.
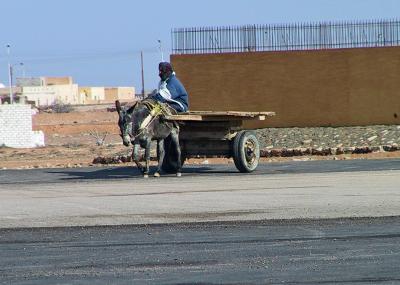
[1,159,400,284]
[1,158,400,185]
[1,159,400,228]
[1,218,400,284]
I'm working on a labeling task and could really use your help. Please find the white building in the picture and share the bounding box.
[18,76,80,106]
[23,84,80,106]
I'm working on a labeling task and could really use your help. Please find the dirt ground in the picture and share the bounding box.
[1,105,400,170]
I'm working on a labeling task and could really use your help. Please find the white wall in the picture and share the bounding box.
[22,84,79,106]
[0,104,45,148]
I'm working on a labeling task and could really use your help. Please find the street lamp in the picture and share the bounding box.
[18,62,25,78]
[6,44,13,104]
[10,62,25,87]
[158,40,164,62]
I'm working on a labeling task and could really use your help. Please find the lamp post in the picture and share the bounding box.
[158,40,164,62]
[19,62,25,78]
[9,62,25,89]
[6,44,13,104]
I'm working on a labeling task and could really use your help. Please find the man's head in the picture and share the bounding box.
[159,62,173,81]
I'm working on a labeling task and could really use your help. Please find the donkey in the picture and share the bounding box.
[115,99,182,178]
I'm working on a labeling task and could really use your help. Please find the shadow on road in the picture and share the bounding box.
[46,165,238,181]
[3,158,400,185]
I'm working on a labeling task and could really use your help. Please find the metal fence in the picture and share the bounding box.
[171,19,400,54]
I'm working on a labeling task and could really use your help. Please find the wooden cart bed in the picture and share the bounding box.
[161,111,276,173]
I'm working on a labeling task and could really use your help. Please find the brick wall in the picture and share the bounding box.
[0,104,44,148]
[171,46,400,128]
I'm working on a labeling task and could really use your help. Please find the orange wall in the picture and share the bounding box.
[42,77,73,86]
[171,46,400,128]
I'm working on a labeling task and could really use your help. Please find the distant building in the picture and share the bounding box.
[104,87,135,102]
[79,87,106,104]
[79,86,135,104]
[23,84,80,106]
[0,76,135,106]
[16,76,73,87]
[19,77,79,106]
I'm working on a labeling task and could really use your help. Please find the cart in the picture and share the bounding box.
[162,111,275,173]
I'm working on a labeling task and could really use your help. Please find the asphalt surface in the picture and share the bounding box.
[1,159,400,228]
[1,159,400,284]
[1,217,400,284]
[1,158,400,184]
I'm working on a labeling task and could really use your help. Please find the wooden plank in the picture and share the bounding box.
[167,114,203,121]
[165,111,275,122]
[180,131,236,140]
[186,111,275,117]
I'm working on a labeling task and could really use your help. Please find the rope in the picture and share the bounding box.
[130,100,173,140]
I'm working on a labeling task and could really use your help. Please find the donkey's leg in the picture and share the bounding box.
[132,143,145,175]
[170,130,182,177]
[154,139,165,177]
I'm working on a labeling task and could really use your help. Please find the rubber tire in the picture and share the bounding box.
[232,131,260,173]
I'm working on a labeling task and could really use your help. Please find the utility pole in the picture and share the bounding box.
[140,51,145,100]
[6,44,13,104]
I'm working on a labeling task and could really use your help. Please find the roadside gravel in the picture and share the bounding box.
[256,125,400,157]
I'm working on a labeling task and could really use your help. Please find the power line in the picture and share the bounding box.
[0,47,162,64]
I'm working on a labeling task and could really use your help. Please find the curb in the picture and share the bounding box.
[260,144,400,157]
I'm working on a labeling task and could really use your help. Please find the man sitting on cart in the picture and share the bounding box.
[150,62,189,113]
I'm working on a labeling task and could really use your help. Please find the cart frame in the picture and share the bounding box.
[163,111,275,173]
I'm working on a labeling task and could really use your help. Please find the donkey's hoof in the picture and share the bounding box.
[176,172,182,177]
[154,172,160,178]
[143,174,149,179]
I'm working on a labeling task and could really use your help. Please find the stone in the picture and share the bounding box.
[260,149,271,157]
[335,147,344,155]
[281,148,294,157]
[370,146,383,153]
[353,146,371,154]
[343,147,355,154]
[312,147,330,156]
[383,145,392,152]
[270,149,282,157]
[293,148,303,156]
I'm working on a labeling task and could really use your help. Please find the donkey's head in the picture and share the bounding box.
[115,100,137,146]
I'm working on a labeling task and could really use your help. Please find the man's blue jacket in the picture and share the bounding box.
[153,74,189,113]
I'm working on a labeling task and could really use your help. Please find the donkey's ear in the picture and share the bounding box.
[115,100,122,112]
[127,102,138,114]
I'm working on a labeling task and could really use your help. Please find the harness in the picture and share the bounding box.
[129,99,178,141]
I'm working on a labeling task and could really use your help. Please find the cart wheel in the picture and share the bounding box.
[232,131,260,173]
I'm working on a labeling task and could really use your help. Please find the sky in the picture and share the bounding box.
[0,0,399,92]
